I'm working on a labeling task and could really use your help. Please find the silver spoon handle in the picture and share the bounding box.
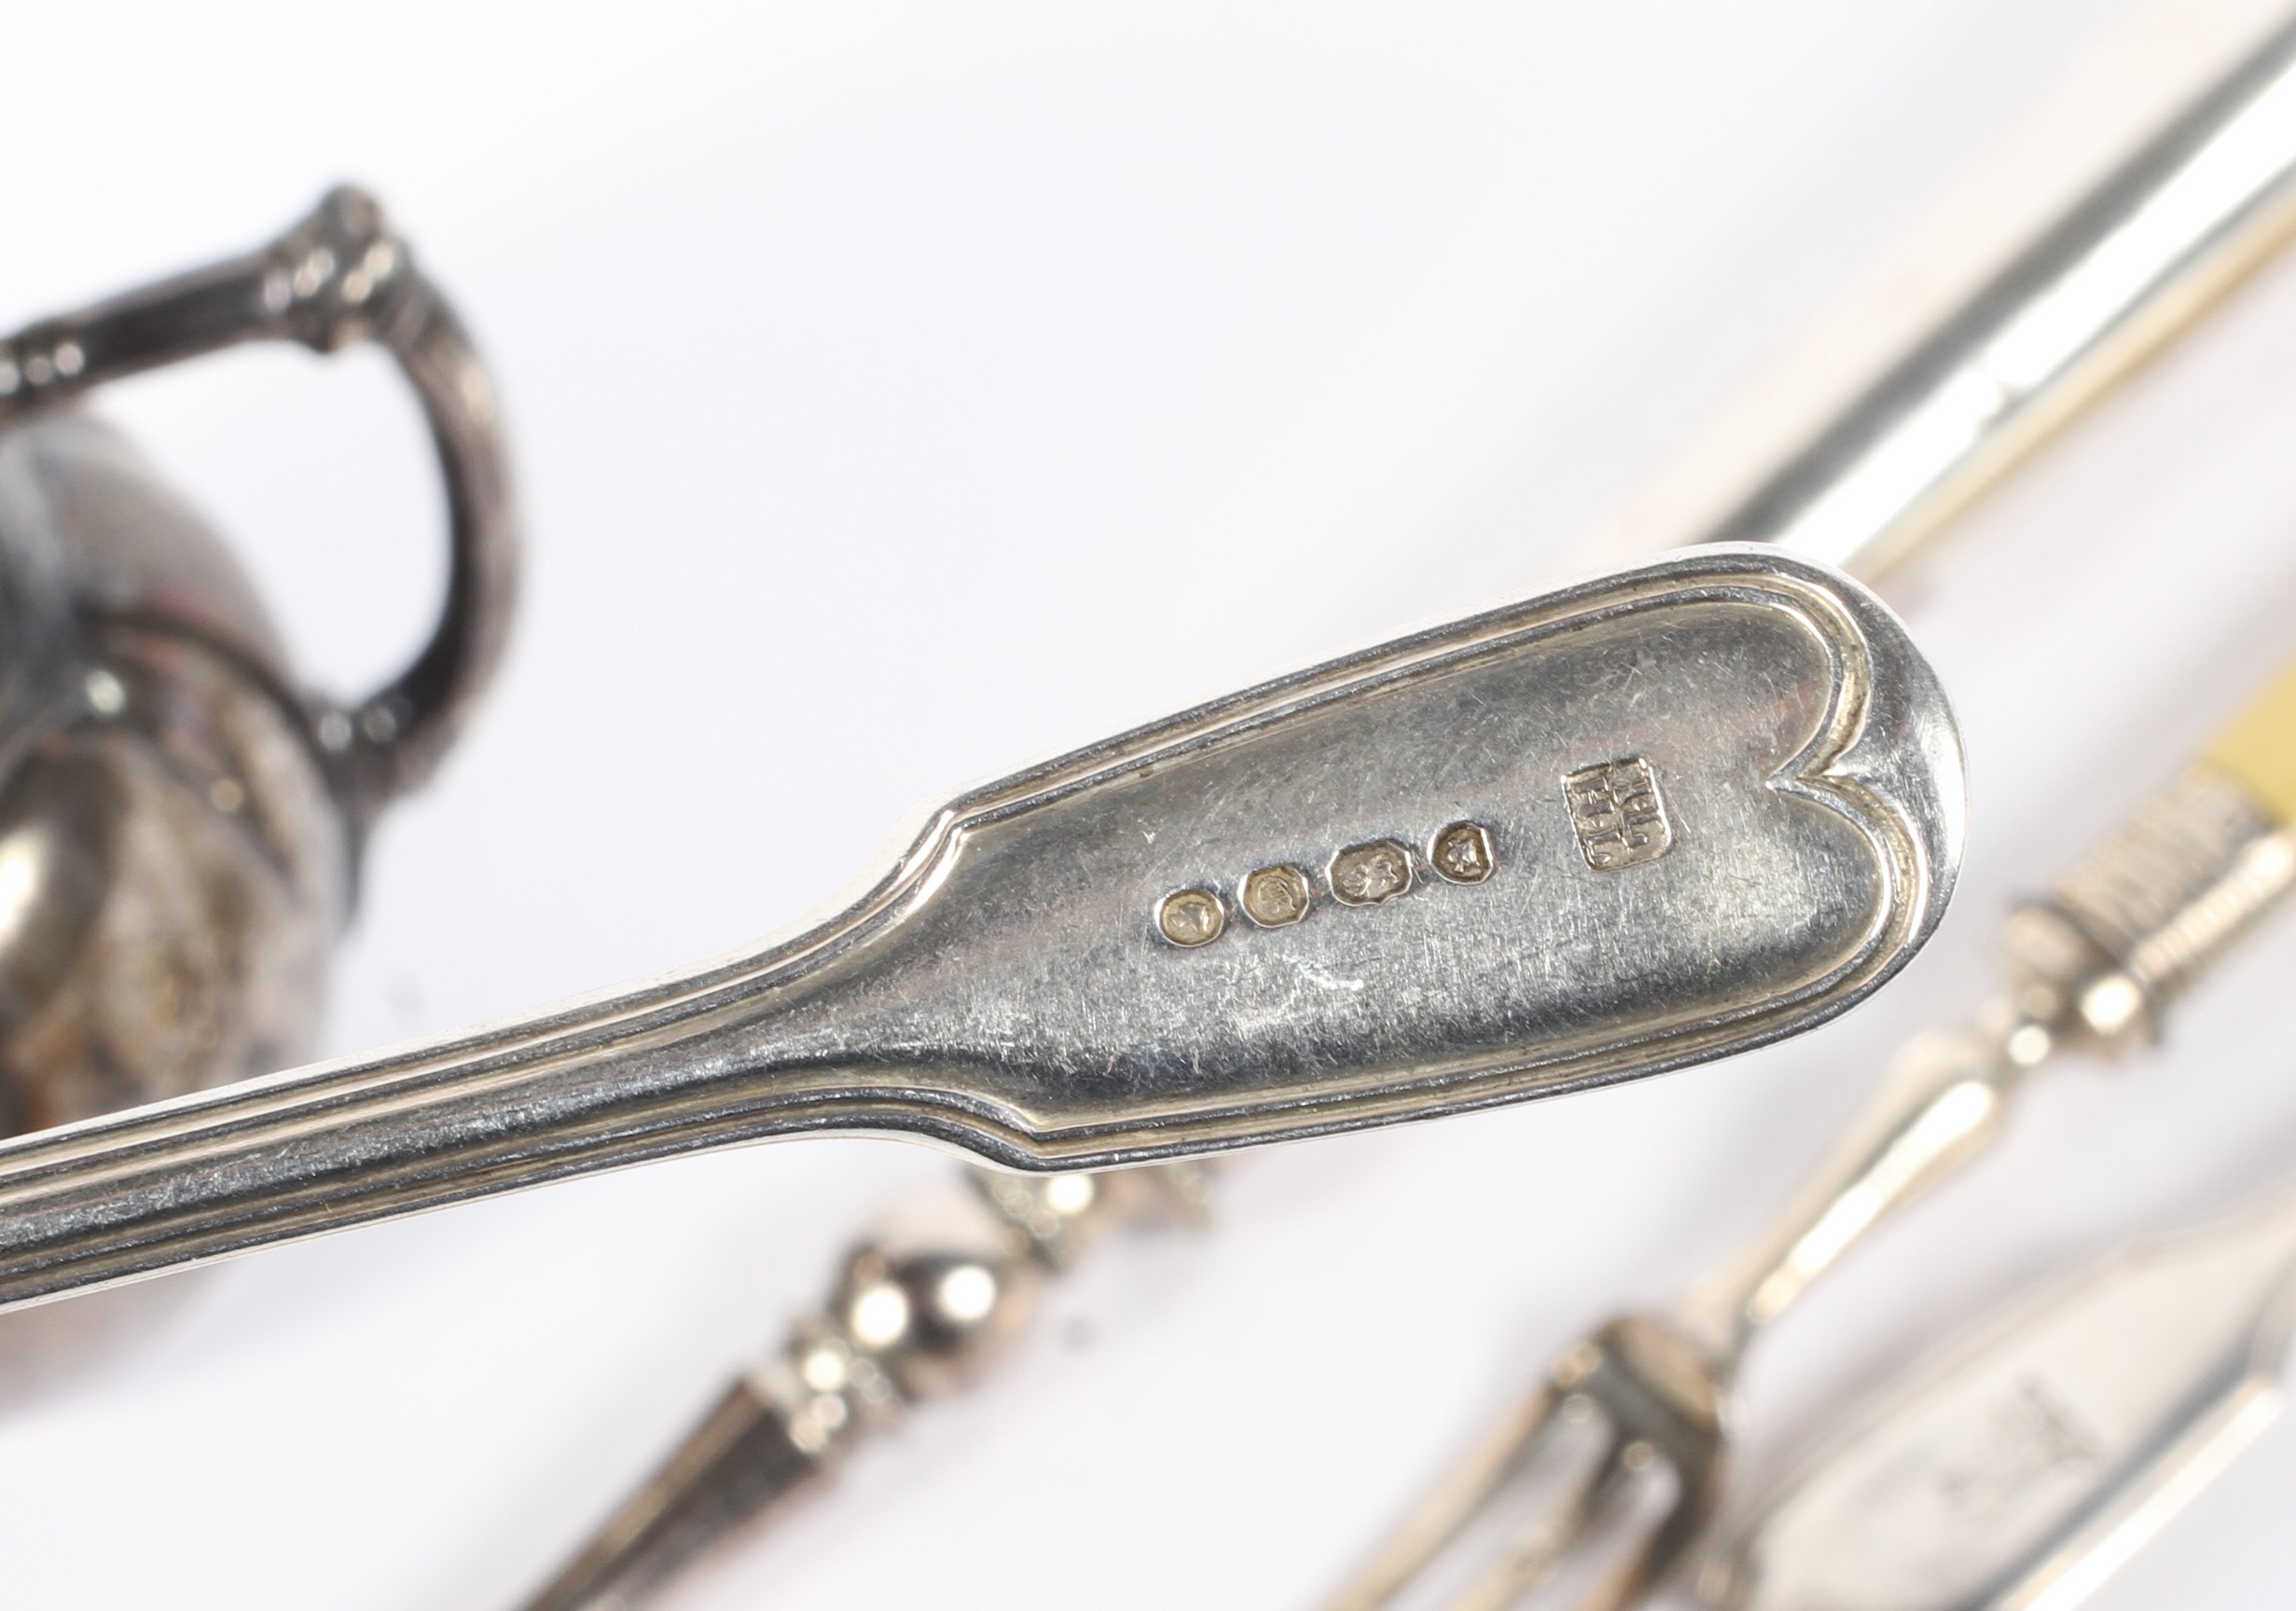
[0,545,1961,1315]
[0,955,837,1308]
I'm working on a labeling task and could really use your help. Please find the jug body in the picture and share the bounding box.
[0,413,347,1131]
[0,187,512,1387]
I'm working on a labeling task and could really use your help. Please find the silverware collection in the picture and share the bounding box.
[3,7,2295,1608]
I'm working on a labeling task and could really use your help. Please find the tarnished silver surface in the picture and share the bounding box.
[1319,759,2290,1611]
[0,184,519,1135]
[0,544,1960,1312]
[0,417,344,1134]
[0,190,519,1383]
[0,186,519,841]
[1712,1171,2296,1611]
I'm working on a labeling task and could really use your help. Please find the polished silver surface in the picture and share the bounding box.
[1320,760,2291,1611]
[1710,12,2296,579]
[1712,1170,2296,1611]
[1316,14,2296,1601]
[1690,764,2293,1355]
[0,544,1960,1312]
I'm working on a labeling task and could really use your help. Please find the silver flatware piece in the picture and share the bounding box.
[1319,658,2296,1611]
[0,541,1960,1313]
[1711,1167,2296,1611]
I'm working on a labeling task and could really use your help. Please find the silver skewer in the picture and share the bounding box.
[1705,6,2296,583]
[515,1164,1208,1611]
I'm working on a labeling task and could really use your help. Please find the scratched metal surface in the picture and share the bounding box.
[0,546,1957,1314]
[739,564,1944,1142]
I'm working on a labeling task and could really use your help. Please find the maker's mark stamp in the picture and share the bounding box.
[1563,756,1673,871]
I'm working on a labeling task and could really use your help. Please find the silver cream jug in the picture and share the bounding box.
[0,186,515,1136]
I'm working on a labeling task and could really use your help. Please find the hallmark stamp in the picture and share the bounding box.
[1330,839,1414,906]
[1156,888,1226,947]
[1431,821,1496,884]
[1241,865,1312,927]
[1563,756,1672,871]
[1158,819,1502,943]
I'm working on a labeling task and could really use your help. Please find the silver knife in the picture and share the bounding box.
[1709,1167,2296,1611]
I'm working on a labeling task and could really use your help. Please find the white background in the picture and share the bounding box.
[3,2,2296,1606]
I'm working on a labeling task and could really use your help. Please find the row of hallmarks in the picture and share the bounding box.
[1156,821,1496,948]
[1155,754,1674,948]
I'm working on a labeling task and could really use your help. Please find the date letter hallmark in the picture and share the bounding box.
[1563,756,1673,871]
[1431,821,1495,884]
